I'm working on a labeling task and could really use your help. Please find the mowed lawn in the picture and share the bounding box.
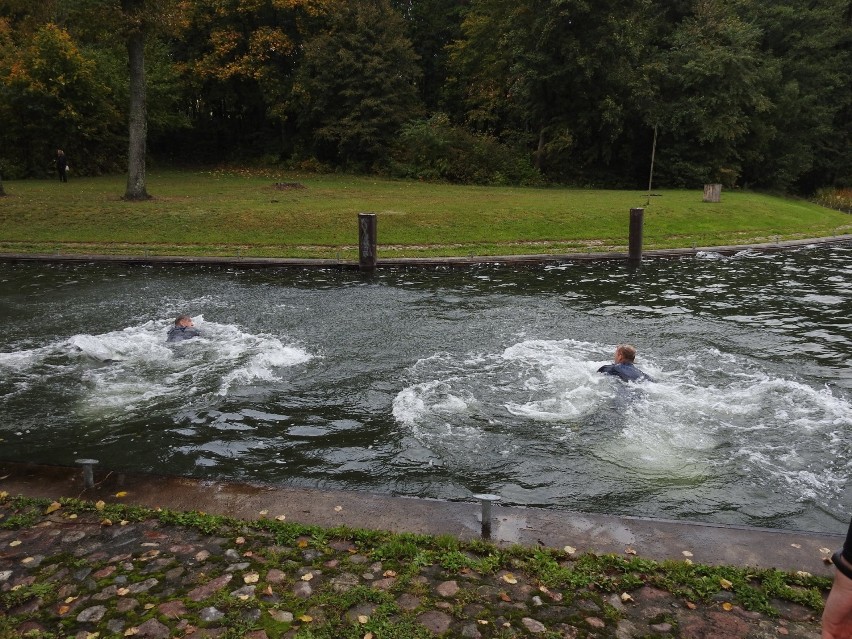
[1,169,849,259]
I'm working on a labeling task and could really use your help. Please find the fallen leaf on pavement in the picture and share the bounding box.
[45,502,62,514]
[502,573,518,584]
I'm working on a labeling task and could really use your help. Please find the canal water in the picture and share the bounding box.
[0,243,849,533]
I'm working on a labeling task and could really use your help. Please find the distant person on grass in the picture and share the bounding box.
[166,315,200,343]
[597,344,653,382]
[56,149,68,183]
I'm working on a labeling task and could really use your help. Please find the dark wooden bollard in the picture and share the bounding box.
[358,212,377,271]
[629,207,644,264]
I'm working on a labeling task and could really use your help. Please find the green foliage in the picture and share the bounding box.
[390,113,542,185]
[293,0,423,169]
[0,22,124,178]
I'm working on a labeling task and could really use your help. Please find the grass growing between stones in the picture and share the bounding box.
[1,170,849,259]
[0,495,831,638]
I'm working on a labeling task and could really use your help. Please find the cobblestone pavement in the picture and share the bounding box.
[0,499,826,639]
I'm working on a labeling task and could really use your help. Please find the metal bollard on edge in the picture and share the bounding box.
[472,493,501,539]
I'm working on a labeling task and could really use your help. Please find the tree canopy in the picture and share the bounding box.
[0,0,849,193]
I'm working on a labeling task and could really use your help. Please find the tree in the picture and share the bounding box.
[293,0,423,168]
[449,0,657,183]
[647,0,773,187]
[121,0,148,199]
[734,0,852,192]
[0,20,123,177]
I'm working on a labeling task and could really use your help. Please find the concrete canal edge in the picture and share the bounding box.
[0,462,842,576]
[0,234,850,269]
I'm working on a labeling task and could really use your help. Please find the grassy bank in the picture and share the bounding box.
[1,170,849,259]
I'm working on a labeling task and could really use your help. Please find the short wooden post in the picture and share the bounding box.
[628,207,644,264]
[703,183,722,203]
[358,213,377,271]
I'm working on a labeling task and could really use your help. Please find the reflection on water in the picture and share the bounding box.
[0,242,850,532]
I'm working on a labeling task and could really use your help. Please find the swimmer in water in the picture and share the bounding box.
[597,344,653,382]
[166,315,201,343]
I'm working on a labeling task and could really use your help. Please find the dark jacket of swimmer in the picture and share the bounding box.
[166,315,200,343]
[598,344,653,382]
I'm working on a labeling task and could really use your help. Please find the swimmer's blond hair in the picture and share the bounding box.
[616,344,637,362]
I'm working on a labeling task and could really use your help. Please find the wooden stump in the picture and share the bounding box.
[703,183,722,203]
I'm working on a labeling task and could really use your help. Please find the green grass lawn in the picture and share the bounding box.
[0,169,849,259]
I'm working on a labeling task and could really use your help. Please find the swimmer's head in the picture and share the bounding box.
[174,315,194,328]
[615,344,636,363]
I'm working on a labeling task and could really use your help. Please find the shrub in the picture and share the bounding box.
[813,187,852,213]
[389,113,542,186]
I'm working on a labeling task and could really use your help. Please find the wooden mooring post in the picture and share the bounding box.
[358,212,377,271]
[628,207,644,265]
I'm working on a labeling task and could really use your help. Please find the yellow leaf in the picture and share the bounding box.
[9,540,21,547]
[244,573,259,584]
[625,547,637,555]
[383,570,397,577]
[238,594,249,601]
[120,520,129,526]
[364,633,374,639]
[795,571,812,578]
[100,518,113,527]
[235,536,246,545]
[477,619,489,625]
[334,505,343,512]
[86,632,100,639]
[259,510,269,516]
[621,592,634,603]
[117,588,130,596]
[124,628,138,636]
[68,513,78,519]
[538,585,549,593]
[275,515,286,521]
[143,603,154,610]
[821,547,832,554]
[299,615,312,622]
[719,578,733,590]
[65,596,77,603]
[298,540,309,548]
[563,545,576,555]
[684,559,693,565]
[58,605,71,615]
[115,491,127,498]
[357,615,369,623]
[502,573,518,584]
[21,557,34,565]
[722,602,733,611]
[45,501,62,514]
[95,500,106,511]
[301,573,314,581]
[790,543,801,549]
[682,550,694,557]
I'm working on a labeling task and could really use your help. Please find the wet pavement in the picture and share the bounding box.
[0,462,841,637]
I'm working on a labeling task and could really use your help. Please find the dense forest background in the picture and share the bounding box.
[1,0,850,193]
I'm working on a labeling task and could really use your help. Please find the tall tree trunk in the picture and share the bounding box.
[124,5,149,200]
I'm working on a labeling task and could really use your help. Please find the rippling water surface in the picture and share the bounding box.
[0,244,849,532]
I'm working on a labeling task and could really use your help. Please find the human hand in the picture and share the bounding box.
[823,569,852,639]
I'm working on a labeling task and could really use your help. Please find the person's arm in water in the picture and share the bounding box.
[823,516,852,638]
